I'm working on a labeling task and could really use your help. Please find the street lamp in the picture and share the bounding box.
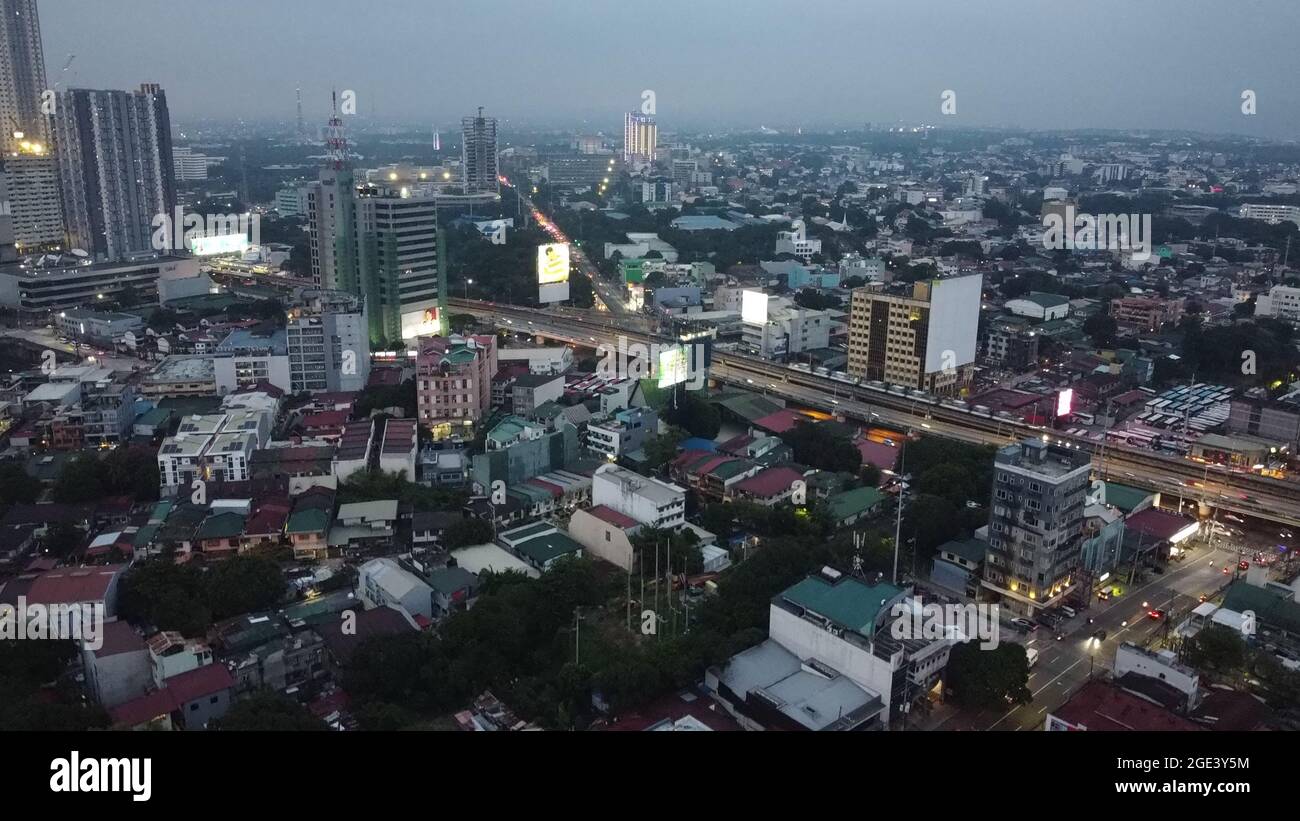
[465,278,473,299]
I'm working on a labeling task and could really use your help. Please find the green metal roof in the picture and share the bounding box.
[195,511,246,540]
[826,486,887,521]
[1102,481,1153,513]
[286,508,331,534]
[936,536,989,564]
[1222,581,1300,635]
[514,531,583,565]
[779,574,903,638]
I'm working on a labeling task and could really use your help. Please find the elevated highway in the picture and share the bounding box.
[450,297,1300,526]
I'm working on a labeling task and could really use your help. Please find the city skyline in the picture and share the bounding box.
[32,0,1300,139]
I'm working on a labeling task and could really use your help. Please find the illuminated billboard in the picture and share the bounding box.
[188,232,251,256]
[741,289,769,324]
[537,242,570,303]
[400,306,441,340]
[657,345,690,388]
[1056,388,1073,418]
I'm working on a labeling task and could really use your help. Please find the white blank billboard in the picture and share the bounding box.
[923,274,982,373]
[741,289,769,324]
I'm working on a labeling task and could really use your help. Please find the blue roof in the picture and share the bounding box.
[680,437,716,452]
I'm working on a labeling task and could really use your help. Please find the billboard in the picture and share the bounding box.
[538,242,570,303]
[188,232,251,256]
[657,345,690,388]
[400,306,440,340]
[922,274,982,373]
[1056,388,1073,418]
[741,289,769,324]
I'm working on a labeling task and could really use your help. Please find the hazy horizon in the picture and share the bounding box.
[37,0,1300,140]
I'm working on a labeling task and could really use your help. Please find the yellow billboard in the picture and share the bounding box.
[537,242,570,285]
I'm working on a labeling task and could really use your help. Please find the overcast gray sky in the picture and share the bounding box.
[38,0,1300,137]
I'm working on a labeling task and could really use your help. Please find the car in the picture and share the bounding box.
[1096,589,1111,601]
[1199,594,1210,603]
[1223,566,1232,575]
[1148,608,1167,621]
[1010,618,1036,633]
[1281,530,1294,539]
[1239,560,1250,571]
[1092,629,1108,642]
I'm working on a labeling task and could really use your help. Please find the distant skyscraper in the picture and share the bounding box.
[432,128,440,152]
[295,87,305,142]
[50,84,176,261]
[460,107,499,194]
[623,112,657,165]
[0,0,48,153]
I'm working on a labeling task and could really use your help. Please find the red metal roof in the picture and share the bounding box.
[752,408,804,434]
[25,564,126,605]
[587,504,638,529]
[734,466,804,498]
[1051,680,1202,731]
[1125,507,1197,541]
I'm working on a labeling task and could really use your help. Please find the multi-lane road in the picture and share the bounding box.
[450,296,1300,525]
[922,541,1238,730]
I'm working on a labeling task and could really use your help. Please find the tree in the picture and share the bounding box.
[1181,625,1248,674]
[643,427,687,472]
[118,562,211,635]
[443,517,494,549]
[204,554,287,620]
[1083,313,1118,347]
[51,454,105,504]
[214,693,328,731]
[0,463,38,507]
[663,390,720,440]
[40,521,84,559]
[945,641,1031,709]
[780,421,861,473]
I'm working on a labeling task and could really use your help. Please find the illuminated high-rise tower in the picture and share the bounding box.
[0,0,48,153]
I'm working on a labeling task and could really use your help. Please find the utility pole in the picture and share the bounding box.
[892,438,907,586]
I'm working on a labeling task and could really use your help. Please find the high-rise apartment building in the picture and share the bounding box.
[415,334,497,440]
[50,84,176,261]
[981,439,1091,617]
[847,274,982,396]
[1,136,62,248]
[0,0,48,154]
[286,289,371,394]
[623,112,657,165]
[460,108,498,194]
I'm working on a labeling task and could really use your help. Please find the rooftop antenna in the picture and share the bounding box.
[325,90,347,171]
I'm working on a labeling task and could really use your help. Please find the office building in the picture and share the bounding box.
[353,182,442,342]
[1254,284,1300,325]
[307,172,444,344]
[847,274,982,396]
[742,295,830,360]
[415,334,497,441]
[981,439,1091,616]
[586,406,657,461]
[50,84,176,261]
[172,146,210,181]
[286,289,371,393]
[0,0,47,153]
[1,138,63,249]
[0,253,196,315]
[623,112,657,165]
[460,108,499,194]
[1238,203,1300,227]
